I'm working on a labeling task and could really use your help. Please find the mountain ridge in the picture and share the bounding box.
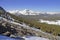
[8,9,60,15]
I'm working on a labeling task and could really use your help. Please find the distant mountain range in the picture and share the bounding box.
[8,9,60,21]
[8,9,40,15]
[8,9,60,15]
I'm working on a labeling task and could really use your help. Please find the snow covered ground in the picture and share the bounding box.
[23,36,49,40]
[0,35,49,40]
[39,19,60,25]
[0,35,18,40]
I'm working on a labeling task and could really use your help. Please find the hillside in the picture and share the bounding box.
[8,12,60,36]
[0,7,60,40]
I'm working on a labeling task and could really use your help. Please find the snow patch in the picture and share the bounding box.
[39,19,60,25]
[23,36,49,40]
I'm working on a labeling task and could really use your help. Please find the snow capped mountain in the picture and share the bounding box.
[8,9,40,15]
[47,12,60,14]
[8,9,60,15]
[19,9,38,15]
[8,10,19,14]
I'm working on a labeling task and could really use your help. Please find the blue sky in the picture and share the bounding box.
[0,0,60,12]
